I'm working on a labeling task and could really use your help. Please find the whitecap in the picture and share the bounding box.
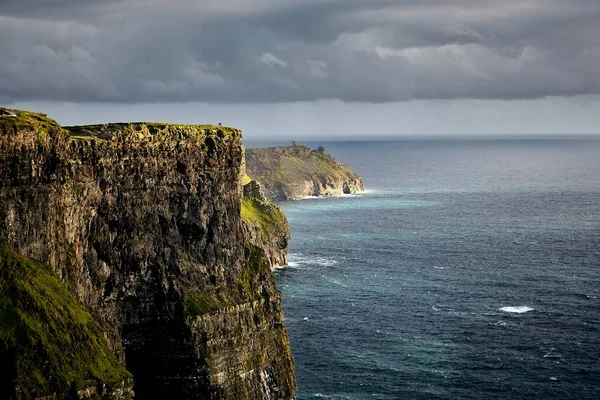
[287,253,337,267]
[308,256,337,267]
[297,191,365,200]
[324,277,346,286]
[499,306,534,314]
[544,353,562,359]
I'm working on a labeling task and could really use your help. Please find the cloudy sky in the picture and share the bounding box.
[1,0,599,138]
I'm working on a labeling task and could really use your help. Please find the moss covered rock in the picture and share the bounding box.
[0,108,295,399]
[241,181,290,269]
[0,245,132,399]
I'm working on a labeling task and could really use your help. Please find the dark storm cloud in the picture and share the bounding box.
[0,0,599,103]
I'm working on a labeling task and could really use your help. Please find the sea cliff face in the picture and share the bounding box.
[245,145,364,201]
[241,180,290,269]
[0,109,295,399]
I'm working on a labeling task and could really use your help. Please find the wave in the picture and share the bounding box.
[298,191,368,201]
[499,306,534,314]
[311,393,350,399]
[323,275,346,287]
[287,253,337,268]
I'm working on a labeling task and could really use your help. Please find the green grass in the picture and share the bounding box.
[0,109,65,150]
[1,109,241,152]
[241,174,252,186]
[65,122,239,143]
[184,292,236,316]
[241,197,286,232]
[0,110,61,134]
[183,243,270,318]
[246,145,359,188]
[0,245,131,399]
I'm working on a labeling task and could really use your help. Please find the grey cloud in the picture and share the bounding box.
[0,0,599,103]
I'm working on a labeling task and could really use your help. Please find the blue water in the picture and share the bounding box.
[271,139,600,400]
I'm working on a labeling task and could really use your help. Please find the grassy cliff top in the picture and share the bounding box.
[0,107,240,143]
[65,122,240,142]
[245,144,361,184]
[241,196,286,232]
[0,245,131,398]
[0,109,62,136]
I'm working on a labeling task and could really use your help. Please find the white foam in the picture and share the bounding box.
[499,306,534,314]
[314,257,337,267]
[296,190,368,201]
[288,253,337,267]
[324,276,346,286]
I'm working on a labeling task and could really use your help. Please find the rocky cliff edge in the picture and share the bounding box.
[0,109,296,399]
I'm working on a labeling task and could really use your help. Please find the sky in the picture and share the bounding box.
[1,0,599,138]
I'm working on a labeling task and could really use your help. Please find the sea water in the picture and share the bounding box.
[271,139,600,400]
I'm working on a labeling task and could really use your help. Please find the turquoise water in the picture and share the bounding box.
[271,139,600,400]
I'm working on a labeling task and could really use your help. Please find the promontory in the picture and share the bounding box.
[245,145,364,201]
[0,109,295,399]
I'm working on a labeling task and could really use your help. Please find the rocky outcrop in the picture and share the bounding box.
[245,145,364,201]
[241,180,289,269]
[0,244,133,400]
[0,109,296,399]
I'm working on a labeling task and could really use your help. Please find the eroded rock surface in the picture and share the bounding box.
[0,109,296,399]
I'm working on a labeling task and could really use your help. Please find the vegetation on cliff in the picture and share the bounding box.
[66,122,239,143]
[0,108,296,399]
[241,180,290,269]
[241,196,286,232]
[0,245,131,399]
[0,109,61,137]
[245,145,365,201]
[182,243,271,317]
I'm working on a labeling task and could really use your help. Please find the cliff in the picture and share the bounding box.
[245,145,364,201]
[0,245,133,399]
[0,109,295,399]
[241,180,289,269]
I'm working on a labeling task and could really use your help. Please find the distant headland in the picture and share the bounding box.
[245,144,365,201]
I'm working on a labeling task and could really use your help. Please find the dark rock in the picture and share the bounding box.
[0,110,296,399]
[241,180,290,269]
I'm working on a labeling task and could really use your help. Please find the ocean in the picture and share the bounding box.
[267,139,600,400]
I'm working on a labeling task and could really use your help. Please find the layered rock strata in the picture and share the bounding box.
[0,109,295,399]
[241,180,290,269]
